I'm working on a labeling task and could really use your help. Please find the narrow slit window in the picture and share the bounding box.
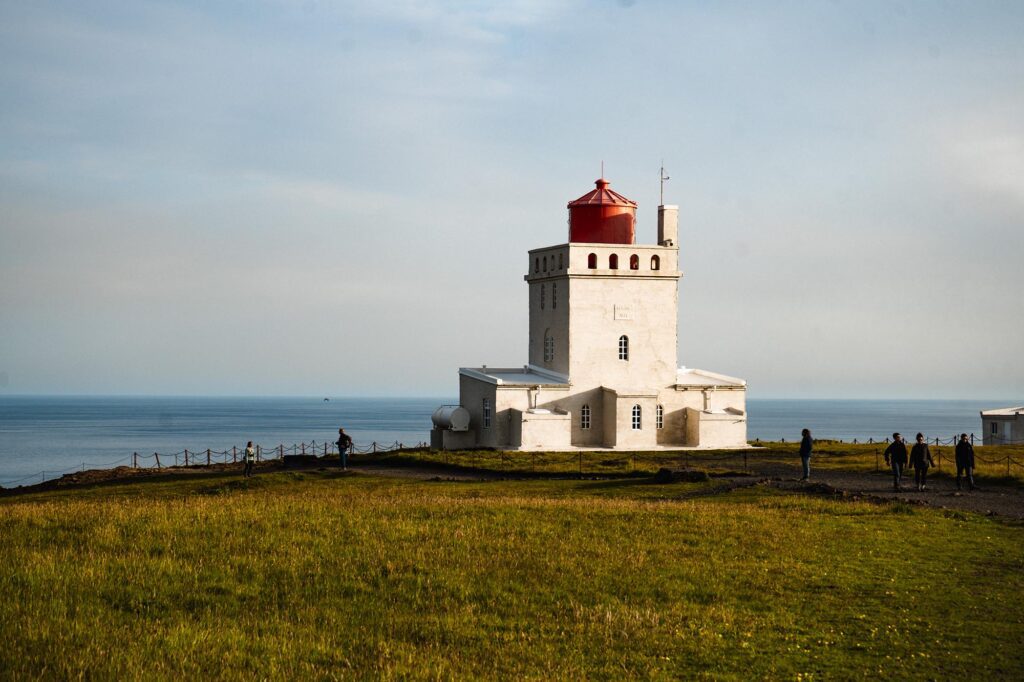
[534,257,539,273]
[558,253,564,270]
[544,330,554,363]
[540,283,545,310]
[631,405,642,430]
[552,282,557,309]
[618,335,629,361]
[483,398,491,428]
[581,404,591,430]
[543,256,547,272]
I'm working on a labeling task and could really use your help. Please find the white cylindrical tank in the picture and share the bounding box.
[432,405,471,432]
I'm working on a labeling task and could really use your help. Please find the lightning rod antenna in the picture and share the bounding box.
[659,160,670,205]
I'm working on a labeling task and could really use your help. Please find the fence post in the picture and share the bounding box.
[301,442,305,456]
[184,449,189,467]
[133,452,138,468]
[324,442,328,457]
[207,448,211,466]
[970,433,975,445]
[373,442,377,454]
[232,446,237,463]
[154,452,161,469]
[257,445,261,462]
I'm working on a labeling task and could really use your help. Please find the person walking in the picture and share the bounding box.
[909,432,934,491]
[243,440,255,478]
[955,433,976,491]
[883,433,908,491]
[336,428,353,470]
[799,428,813,481]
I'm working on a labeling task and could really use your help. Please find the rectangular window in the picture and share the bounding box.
[656,405,664,429]
[992,421,998,434]
[631,405,641,430]
[483,398,491,428]
[581,404,591,430]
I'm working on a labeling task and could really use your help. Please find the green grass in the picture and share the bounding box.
[378,441,1024,484]
[1,469,1022,679]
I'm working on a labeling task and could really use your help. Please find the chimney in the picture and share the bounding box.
[658,205,678,246]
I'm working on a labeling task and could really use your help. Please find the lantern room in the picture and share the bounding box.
[567,178,637,244]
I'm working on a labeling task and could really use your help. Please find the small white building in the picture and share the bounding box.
[431,177,747,451]
[981,406,1024,446]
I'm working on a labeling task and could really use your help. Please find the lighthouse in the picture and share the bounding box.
[431,176,747,450]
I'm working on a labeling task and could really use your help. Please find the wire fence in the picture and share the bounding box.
[0,439,426,489]
[759,433,1024,446]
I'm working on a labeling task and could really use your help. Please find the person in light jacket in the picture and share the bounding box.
[955,433,976,491]
[883,433,908,492]
[243,441,255,478]
[799,428,813,481]
[909,432,935,492]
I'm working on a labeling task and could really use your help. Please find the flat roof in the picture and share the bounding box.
[460,366,569,387]
[981,406,1024,416]
[675,367,746,388]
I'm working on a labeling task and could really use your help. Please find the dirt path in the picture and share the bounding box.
[746,461,1024,521]
[349,461,1024,520]
[5,458,1023,520]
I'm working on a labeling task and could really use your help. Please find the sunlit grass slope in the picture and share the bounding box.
[1,471,1022,679]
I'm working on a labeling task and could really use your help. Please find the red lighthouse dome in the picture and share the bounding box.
[567,178,637,244]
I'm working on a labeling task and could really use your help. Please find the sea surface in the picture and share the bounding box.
[0,396,1004,486]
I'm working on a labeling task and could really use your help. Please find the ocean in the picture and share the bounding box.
[0,396,1003,486]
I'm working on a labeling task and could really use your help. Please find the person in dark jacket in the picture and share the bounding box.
[909,432,934,491]
[336,428,353,470]
[955,433,976,491]
[799,428,813,481]
[883,432,908,491]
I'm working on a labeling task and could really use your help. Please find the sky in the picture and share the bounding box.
[0,0,1022,399]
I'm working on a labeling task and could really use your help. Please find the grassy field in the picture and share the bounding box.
[379,441,1024,483]
[2,469,1023,679]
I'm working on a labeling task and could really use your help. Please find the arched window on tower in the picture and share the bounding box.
[581,404,591,430]
[543,256,547,272]
[651,255,660,270]
[656,404,664,429]
[587,253,597,269]
[558,253,564,270]
[534,257,539,273]
[629,254,639,270]
[552,282,557,309]
[618,335,629,361]
[540,283,545,310]
[631,405,642,430]
[609,254,619,270]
